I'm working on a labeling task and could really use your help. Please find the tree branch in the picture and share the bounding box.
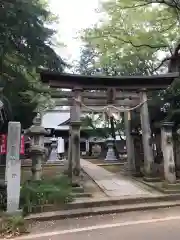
[153,56,171,72]
[159,22,177,33]
[93,33,168,49]
[144,0,180,10]
[121,2,152,9]
[152,43,180,73]
[174,43,180,55]
[121,0,180,10]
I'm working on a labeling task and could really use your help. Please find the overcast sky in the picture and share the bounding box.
[48,0,101,63]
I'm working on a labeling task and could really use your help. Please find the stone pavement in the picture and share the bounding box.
[81,159,155,197]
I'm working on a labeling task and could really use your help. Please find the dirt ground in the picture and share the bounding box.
[82,172,106,198]
[100,165,121,173]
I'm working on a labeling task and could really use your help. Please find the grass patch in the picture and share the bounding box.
[0,215,28,238]
[86,159,104,165]
[21,164,65,183]
[20,175,74,216]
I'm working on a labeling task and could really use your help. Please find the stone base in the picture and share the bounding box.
[105,148,117,161]
[71,182,93,198]
[123,169,136,176]
[105,158,118,161]
[47,159,64,163]
[143,176,161,182]
[122,163,141,177]
[71,173,83,187]
[132,171,143,177]
[72,186,84,193]
[71,181,81,187]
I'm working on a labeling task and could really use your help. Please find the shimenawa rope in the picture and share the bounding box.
[73,98,147,113]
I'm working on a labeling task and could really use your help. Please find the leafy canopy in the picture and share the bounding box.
[0,0,65,129]
[78,0,180,127]
[81,0,179,74]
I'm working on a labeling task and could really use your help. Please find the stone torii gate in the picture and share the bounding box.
[39,70,179,182]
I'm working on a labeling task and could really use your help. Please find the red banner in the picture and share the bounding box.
[0,134,25,155]
[0,134,7,154]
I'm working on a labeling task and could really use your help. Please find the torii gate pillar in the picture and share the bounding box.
[140,90,158,180]
[68,87,82,183]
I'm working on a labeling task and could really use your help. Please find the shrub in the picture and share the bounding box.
[0,215,28,238]
[20,175,74,215]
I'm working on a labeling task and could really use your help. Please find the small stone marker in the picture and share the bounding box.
[5,122,21,214]
[105,137,117,161]
[57,137,65,160]
[161,122,176,184]
[48,137,58,162]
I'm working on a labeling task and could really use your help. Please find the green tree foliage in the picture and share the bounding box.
[75,44,100,75]
[0,0,65,129]
[82,0,179,73]
[79,0,180,127]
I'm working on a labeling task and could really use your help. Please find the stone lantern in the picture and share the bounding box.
[105,137,117,161]
[26,113,47,181]
[48,136,58,162]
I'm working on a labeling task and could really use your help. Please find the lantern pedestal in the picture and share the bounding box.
[105,138,117,161]
[30,146,44,181]
[48,138,58,163]
[26,114,47,181]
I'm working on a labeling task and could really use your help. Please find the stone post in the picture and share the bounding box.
[67,117,72,178]
[85,140,90,155]
[70,87,82,180]
[26,113,47,181]
[161,122,176,184]
[6,122,21,214]
[175,127,180,177]
[105,137,117,161]
[57,137,65,160]
[131,131,143,176]
[139,90,155,179]
[124,109,135,174]
[71,122,81,176]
